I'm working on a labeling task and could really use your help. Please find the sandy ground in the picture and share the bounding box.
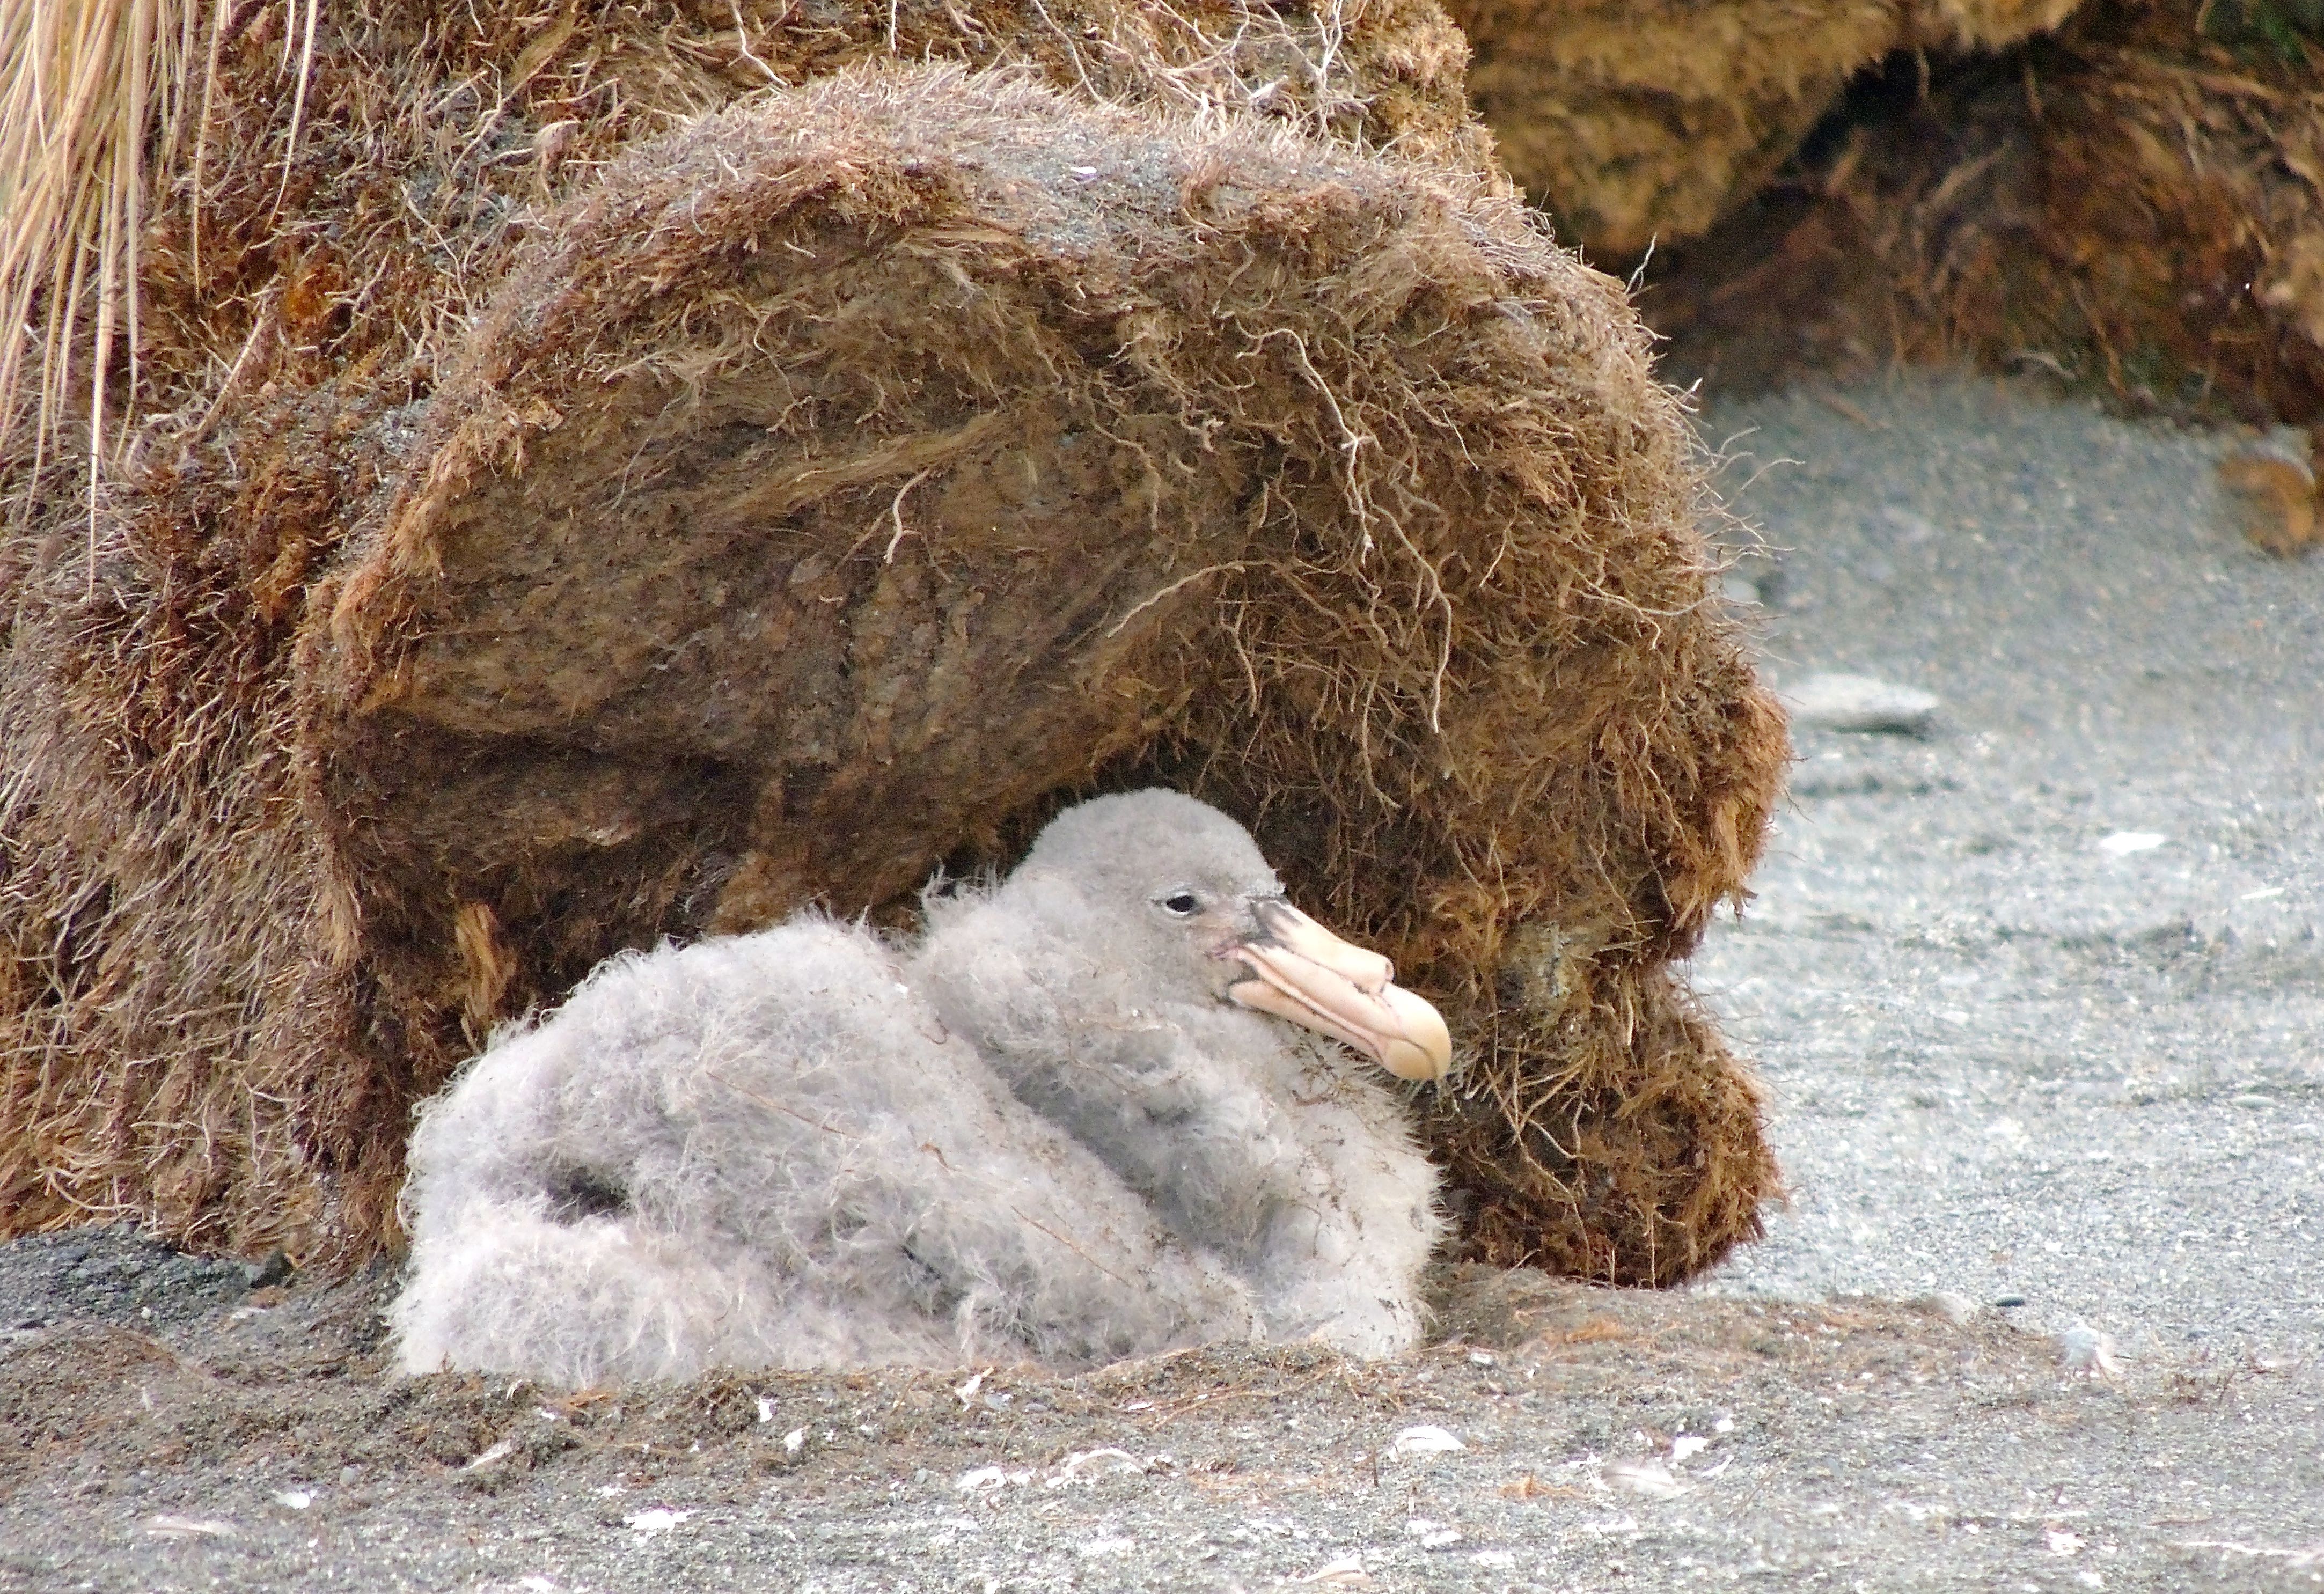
[3,372,2319,1591]
[1696,376,2323,1358]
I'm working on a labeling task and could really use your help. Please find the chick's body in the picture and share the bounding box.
[392,791,1442,1384]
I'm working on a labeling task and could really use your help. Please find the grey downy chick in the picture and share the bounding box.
[391,790,1449,1384]
[911,789,1450,1358]
[392,915,1262,1385]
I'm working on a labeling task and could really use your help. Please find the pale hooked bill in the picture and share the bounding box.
[1223,898,1453,1082]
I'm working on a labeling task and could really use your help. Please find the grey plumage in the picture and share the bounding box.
[911,792,1442,1356]
[392,790,1443,1384]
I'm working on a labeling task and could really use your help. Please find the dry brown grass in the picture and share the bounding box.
[0,0,207,528]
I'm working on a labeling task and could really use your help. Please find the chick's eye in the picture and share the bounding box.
[1158,892,1201,916]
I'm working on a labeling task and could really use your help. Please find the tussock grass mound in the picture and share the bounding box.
[5,14,1783,1287]
[310,65,1785,1284]
[0,0,1492,1259]
[1443,0,2086,256]
[1645,1,2324,424]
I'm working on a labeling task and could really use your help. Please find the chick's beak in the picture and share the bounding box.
[1222,898,1453,1082]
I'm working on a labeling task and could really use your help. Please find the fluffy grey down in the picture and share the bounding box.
[392,791,1442,1385]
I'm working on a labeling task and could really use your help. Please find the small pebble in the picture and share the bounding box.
[2057,1322,2122,1377]
[243,1250,294,1290]
[2218,450,2320,557]
[1605,1459,1689,1498]
[1993,1295,2027,1309]
[1918,1291,1979,1325]
[1879,504,1941,544]
[1055,1448,1142,1481]
[463,1438,517,1471]
[1783,673,1940,736]
[144,1515,237,1539]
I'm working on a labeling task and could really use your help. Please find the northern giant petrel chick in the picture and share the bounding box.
[910,790,1448,1358]
[391,790,1449,1385]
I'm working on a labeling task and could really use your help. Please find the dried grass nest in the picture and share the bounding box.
[3,12,1784,1287]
